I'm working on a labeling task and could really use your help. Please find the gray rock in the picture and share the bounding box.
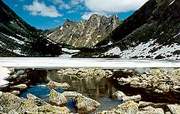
[113,101,139,114]
[7,110,19,114]
[61,91,82,98]
[75,95,100,113]
[138,106,164,114]
[11,90,20,95]
[11,84,27,90]
[112,91,141,102]
[49,89,67,106]
[0,92,22,113]
[47,80,70,90]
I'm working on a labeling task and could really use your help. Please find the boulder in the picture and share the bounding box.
[75,95,100,113]
[0,92,22,113]
[27,94,48,106]
[122,95,141,102]
[112,91,126,100]
[112,91,141,102]
[49,89,67,106]
[61,91,82,98]
[47,80,70,90]
[11,90,20,95]
[7,110,19,114]
[138,106,164,114]
[113,101,139,114]
[37,105,70,114]
[17,96,38,113]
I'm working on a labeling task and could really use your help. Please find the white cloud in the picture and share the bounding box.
[71,0,84,5]
[85,0,148,13]
[81,12,109,20]
[24,0,62,18]
[52,0,71,9]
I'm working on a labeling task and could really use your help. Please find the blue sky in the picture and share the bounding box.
[4,0,148,30]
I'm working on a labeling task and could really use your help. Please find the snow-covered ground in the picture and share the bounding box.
[0,58,179,69]
[105,46,121,55]
[60,48,80,58]
[0,66,10,87]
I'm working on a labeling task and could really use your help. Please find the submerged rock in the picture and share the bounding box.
[47,80,70,90]
[49,89,67,106]
[75,95,100,113]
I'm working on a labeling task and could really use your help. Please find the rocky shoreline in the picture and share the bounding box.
[0,67,180,114]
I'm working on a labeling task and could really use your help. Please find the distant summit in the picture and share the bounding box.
[47,14,120,48]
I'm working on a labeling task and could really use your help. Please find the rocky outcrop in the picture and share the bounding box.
[99,101,139,114]
[104,0,180,59]
[98,100,180,114]
[111,68,180,103]
[55,68,113,79]
[47,14,119,48]
[76,0,180,59]
[0,91,70,113]
[0,1,62,56]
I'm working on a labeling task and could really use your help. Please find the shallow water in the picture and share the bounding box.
[20,78,121,113]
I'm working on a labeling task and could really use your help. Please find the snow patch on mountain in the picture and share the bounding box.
[105,47,121,56]
[104,39,180,60]
[2,33,25,45]
[62,48,80,54]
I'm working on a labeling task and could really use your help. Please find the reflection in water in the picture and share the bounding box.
[19,70,121,113]
[48,70,121,111]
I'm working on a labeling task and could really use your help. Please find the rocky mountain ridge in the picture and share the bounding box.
[76,0,180,60]
[0,1,62,56]
[103,0,180,59]
[47,14,120,48]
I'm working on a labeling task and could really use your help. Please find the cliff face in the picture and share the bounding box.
[0,1,62,56]
[47,14,120,48]
[76,0,180,59]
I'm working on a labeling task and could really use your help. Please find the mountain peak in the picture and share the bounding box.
[47,14,120,48]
